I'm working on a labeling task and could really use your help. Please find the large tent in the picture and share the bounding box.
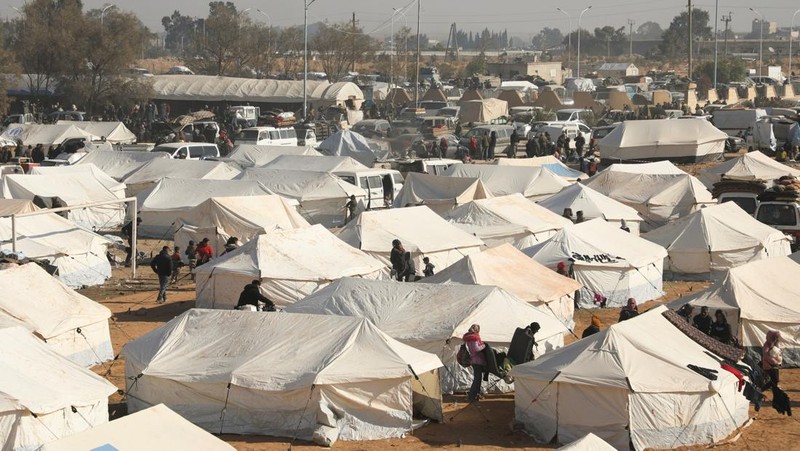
[511,306,749,450]
[457,99,508,123]
[174,195,310,258]
[1,123,96,147]
[423,244,581,328]
[421,88,447,102]
[596,119,727,163]
[29,164,125,198]
[558,433,616,451]
[392,172,492,214]
[238,168,367,227]
[74,150,169,181]
[195,225,385,308]
[538,183,644,235]
[136,178,273,238]
[122,159,241,195]
[0,263,112,367]
[698,150,800,188]
[223,144,322,168]
[0,213,112,287]
[337,206,485,271]
[123,310,443,444]
[317,130,377,167]
[584,161,713,231]
[444,165,569,201]
[0,199,37,216]
[496,89,525,108]
[384,88,412,105]
[643,202,791,277]
[3,173,126,230]
[287,277,569,393]
[443,194,571,249]
[494,155,588,182]
[262,154,367,172]
[150,74,328,103]
[523,219,666,308]
[57,121,137,144]
[671,255,800,366]
[310,81,364,108]
[41,404,235,451]
[0,326,116,451]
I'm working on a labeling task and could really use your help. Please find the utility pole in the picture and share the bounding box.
[688,0,693,79]
[414,0,421,107]
[721,12,732,55]
[352,12,356,73]
[713,0,719,88]
[628,19,635,58]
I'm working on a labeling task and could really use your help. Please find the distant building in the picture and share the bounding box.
[486,61,564,84]
[597,63,639,78]
[752,19,778,36]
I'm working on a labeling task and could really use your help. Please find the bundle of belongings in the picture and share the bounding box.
[757,175,800,202]
[711,179,768,199]
[457,322,541,384]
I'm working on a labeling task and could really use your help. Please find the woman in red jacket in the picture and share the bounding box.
[195,238,213,265]
[463,324,486,402]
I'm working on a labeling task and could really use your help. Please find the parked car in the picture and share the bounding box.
[236,126,298,146]
[151,142,220,160]
[351,119,392,138]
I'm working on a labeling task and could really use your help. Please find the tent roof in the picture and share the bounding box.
[496,90,525,108]
[262,154,367,172]
[558,433,616,451]
[643,202,790,253]
[138,178,272,212]
[75,150,169,180]
[444,193,571,240]
[538,183,642,222]
[0,264,111,340]
[393,172,492,208]
[316,130,376,166]
[337,205,485,253]
[511,306,735,393]
[310,81,364,102]
[494,155,588,181]
[123,159,240,185]
[385,88,412,104]
[523,218,667,269]
[0,213,112,262]
[3,173,121,206]
[176,195,310,234]
[459,89,483,103]
[238,168,366,201]
[122,310,442,390]
[457,98,508,123]
[286,277,568,344]
[698,150,800,187]
[57,121,137,144]
[421,88,447,102]
[40,404,235,451]
[150,75,328,102]
[498,81,539,92]
[0,199,37,217]
[194,224,384,280]
[30,163,125,194]
[0,326,116,415]
[444,165,569,199]
[423,244,581,306]
[224,144,322,168]
[1,123,96,146]
[597,119,727,155]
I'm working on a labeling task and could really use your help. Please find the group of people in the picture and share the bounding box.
[390,239,435,282]
[678,305,733,345]
[149,238,215,303]
[465,130,499,161]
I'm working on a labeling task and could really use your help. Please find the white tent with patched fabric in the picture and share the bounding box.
[392,172,492,214]
[74,150,169,181]
[223,144,322,168]
[444,165,569,201]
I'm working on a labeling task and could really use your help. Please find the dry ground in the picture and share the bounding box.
[78,238,800,450]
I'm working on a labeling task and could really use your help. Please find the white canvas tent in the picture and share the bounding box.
[286,277,569,393]
[596,119,727,163]
[1,123,96,147]
[423,244,581,328]
[136,178,273,238]
[558,433,616,450]
[0,263,112,367]
[393,173,492,214]
[195,225,385,308]
[223,144,322,168]
[511,306,750,451]
[238,168,367,227]
[3,173,126,230]
[41,404,235,451]
[57,121,137,144]
[29,164,125,198]
[0,213,112,287]
[538,183,644,235]
[74,150,169,181]
[150,74,328,103]
[0,326,116,451]
[317,130,377,166]
[337,206,485,272]
[643,202,791,277]
[262,154,367,172]
[698,150,800,188]
[458,98,508,123]
[123,310,443,444]
[523,219,666,308]
[671,255,800,367]
[0,199,37,216]
[584,161,714,231]
[494,155,588,181]
[444,165,569,201]
[174,195,310,258]
[443,194,571,249]
[122,159,241,195]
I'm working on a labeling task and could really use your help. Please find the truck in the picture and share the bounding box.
[754,177,800,250]
[711,109,776,152]
[228,106,261,127]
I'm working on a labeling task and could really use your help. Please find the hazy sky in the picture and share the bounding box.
[3,0,800,40]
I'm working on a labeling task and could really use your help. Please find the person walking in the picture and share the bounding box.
[185,240,198,281]
[150,246,172,304]
[481,131,490,160]
[121,217,142,267]
[195,238,213,265]
[508,129,519,158]
[762,330,783,390]
[169,246,182,284]
[463,324,486,402]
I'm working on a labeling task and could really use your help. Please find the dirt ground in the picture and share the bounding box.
[79,239,800,450]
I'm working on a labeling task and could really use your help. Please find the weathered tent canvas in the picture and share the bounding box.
[29,164,125,198]
[122,159,241,195]
[393,173,492,214]
[458,99,508,123]
[150,74,328,102]
[74,150,169,181]
[194,225,385,308]
[538,183,643,235]
[123,310,443,443]
[494,155,588,181]
[224,144,322,168]
[317,130,377,166]
[596,119,727,163]
[1,123,96,146]
[262,154,367,172]
[698,150,800,188]
[512,306,750,451]
[558,433,616,451]
[0,199,37,216]
[57,121,137,144]
[444,165,569,201]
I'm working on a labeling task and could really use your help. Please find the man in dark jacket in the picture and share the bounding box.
[390,239,409,281]
[121,217,142,267]
[693,306,713,335]
[150,246,172,303]
[236,280,276,311]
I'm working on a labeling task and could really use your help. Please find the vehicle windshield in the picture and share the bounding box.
[757,203,797,226]
[555,112,574,121]
[593,127,614,139]
[151,145,176,154]
[721,197,757,215]
[240,130,259,140]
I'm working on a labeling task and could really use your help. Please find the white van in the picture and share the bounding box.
[555,108,592,123]
[237,126,298,146]
[334,169,404,209]
[151,142,220,160]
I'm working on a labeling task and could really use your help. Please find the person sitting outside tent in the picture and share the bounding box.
[677,304,695,322]
[709,309,733,344]
[762,330,783,391]
[185,240,197,281]
[463,324,486,402]
[693,306,713,335]
[169,246,183,284]
[575,211,585,224]
[422,257,435,277]
[582,315,602,338]
[235,280,276,311]
[150,246,172,304]
[344,195,358,223]
[562,208,573,221]
[619,219,630,233]
[555,261,568,277]
[195,238,213,265]
[618,298,639,322]
[121,217,142,267]
[221,237,239,256]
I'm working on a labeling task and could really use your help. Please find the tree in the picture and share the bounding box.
[274,26,304,77]
[660,9,712,59]
[635,21,664,40]
[161,10,197,54]
[695,56,747,85]
[464,52,487,76]
[531,27,564,51]
[311,21,377,81]
[194,2,252,76]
